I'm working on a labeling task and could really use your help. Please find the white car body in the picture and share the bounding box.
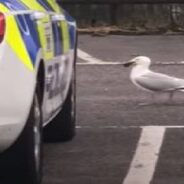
[0,0,77,152]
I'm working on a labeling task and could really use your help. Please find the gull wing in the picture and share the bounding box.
[134,71,184,92]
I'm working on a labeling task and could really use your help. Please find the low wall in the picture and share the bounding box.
[60,2,184,33]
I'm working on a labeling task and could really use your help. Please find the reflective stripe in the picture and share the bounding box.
[0,3,9,13]
[0,0,72,67]
[46,0,61,13]
[37,0,70,53]
[0,3,34,71]
[16,14,40,65]
[3,0,28,11]
[37,0,54,11]
[20,0,54,60]
[37,17,54,60]
[61,21,70,53]
[52,21,62,56]
[20,0,45,11]
[64,10,76,49]
[45,0,71,53]
[36,0,62,57]
[6,14,34,71]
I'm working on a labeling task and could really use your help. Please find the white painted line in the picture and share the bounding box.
[145,125,184,129]
[76,125,184,129]
[78,49,109,64]
[77,49,184,65]
[123,126,166,184]
[163,125,184,128]
[77,61,123,65]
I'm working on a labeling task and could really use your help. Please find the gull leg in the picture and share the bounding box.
[163,91,175,105]
[138,93,156,106]
[151,93,155,102]
[168,91,174,102]
[166,91,184,105]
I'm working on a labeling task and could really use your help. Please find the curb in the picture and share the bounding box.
[78,28,184,36]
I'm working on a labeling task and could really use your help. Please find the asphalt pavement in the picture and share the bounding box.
[43,35,184,184]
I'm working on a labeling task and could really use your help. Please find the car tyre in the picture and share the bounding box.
[44,71,76,142]
[0,92,43,184]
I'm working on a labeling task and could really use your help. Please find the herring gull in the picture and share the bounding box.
[123,56,184,102]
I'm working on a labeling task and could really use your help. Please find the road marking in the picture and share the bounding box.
[77,49,184,65]
[77,49,184,182]
[76,125,184,129]
[76,125,184,183]
[77,49,122,65]
[123,126,166,184]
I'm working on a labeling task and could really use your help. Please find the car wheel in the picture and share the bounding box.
[0,92,43,184]
[44,68,76,142]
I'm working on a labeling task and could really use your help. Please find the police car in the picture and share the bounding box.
[0,0,77,183]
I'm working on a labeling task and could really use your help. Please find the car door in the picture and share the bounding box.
[46,0,74,114]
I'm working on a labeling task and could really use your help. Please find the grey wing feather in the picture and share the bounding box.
[135,71,184,92]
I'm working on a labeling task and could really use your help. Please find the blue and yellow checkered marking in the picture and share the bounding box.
[3,0,41,68]
[36,0,63,56]
[0,2,34,71]
[37,0,71,54]
[16,14,41,65]
[3,0,27,10]
[52,22,62,56]
[64,10,76,49]
[37,0,54,11]
[0,0,75,70]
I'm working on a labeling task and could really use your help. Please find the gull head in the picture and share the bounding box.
[124,56,151,68]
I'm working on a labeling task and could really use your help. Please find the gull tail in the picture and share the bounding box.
[176,87,184,92]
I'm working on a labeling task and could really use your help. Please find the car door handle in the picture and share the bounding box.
[52,14,65,22]
[31,11,46,20]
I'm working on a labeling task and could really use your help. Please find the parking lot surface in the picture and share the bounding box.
[43,35,184,184]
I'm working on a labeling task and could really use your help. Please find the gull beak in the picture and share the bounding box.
[123,61,135,67]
